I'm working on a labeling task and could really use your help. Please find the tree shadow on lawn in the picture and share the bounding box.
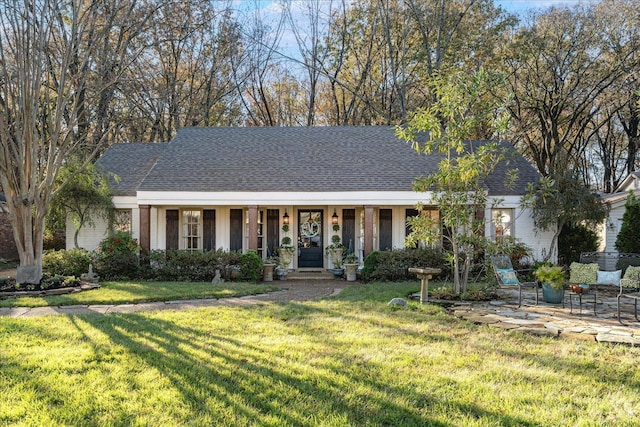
[57,303,538,426]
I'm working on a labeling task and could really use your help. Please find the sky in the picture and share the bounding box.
[495,0,601,15]
[233,0,605,59]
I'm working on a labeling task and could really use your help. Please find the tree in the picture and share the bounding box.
[47,161,115,249]
[615,192,640,254]
[521,169,606,261]
[500,3,639,181]
[558,223,600,266]
[397,69,514,294]
[0,1,145,283]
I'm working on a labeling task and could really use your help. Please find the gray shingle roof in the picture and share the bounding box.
[96,142,168,196]
[97,126,540,196]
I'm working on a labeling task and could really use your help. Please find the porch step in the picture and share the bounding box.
[285,270,334,280]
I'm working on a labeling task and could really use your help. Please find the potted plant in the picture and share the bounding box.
[278,236,295,269]
[263,257,278,282]
[343,252,359,282]
[535,264,566,304]
[325,235,345,278]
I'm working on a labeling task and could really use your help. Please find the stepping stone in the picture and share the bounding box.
[596,333,640,346]
[462,314,499,324]
[564,326,588,333]
[488,322,520,330]
[602,329,633,337]
[515,327,559,337]
[503,318,545,326]
[495,311,528,319]
[544,323,562,332]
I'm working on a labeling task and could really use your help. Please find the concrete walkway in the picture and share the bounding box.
[0,280,343,318]
[1,278,639,345]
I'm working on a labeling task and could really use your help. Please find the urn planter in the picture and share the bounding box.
[344,263,358,281]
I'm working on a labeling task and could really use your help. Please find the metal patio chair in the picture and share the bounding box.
[617,265,640,325]
[489,254,538,307]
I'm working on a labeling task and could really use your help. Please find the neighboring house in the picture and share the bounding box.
[69,126,555,267]
[599,171,640,253]
[0,193,19,261]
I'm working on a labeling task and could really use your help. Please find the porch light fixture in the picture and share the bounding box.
[283,210,289,225]
[332,209,339,225]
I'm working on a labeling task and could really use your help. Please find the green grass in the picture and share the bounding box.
[1,282,640,426]
[0,281,279,308]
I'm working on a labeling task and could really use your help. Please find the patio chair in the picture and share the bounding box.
[617,265,640,325]
[489,254,538,307]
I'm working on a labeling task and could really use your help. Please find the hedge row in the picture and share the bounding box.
[42,233,263,282]
[361,247,449,282]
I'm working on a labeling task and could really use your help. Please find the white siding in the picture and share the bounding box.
[65,214,109,251]
[69,196,557,265]
[485,196,557,263]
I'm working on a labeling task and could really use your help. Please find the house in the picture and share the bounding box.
[69,126,555,268]
[599,171,640,252]
[0,193,19,261]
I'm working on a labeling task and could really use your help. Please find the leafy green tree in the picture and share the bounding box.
[615,192,640,253]
[47,161,115,249]
[397,69,514,294]
[521,168,606,261]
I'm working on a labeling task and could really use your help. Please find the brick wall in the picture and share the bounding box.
[0,209,19,261]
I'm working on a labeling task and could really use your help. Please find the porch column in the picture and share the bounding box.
[364,205,374,257]
[248,205,258,251]
[139,205,151,253]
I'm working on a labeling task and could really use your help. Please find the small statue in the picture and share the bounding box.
[80,264,100,283]
[211,269,224,284]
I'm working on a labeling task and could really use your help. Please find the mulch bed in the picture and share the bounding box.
[0,272,100,298]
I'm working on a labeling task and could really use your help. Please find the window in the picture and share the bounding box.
[406,207,441,248]
[492,209,514,241]
[113,209,132,234]
[182,210,201,251]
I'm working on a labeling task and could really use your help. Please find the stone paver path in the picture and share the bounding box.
[451,288,640,346]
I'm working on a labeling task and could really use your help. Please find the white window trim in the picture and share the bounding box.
[181,209,202,251]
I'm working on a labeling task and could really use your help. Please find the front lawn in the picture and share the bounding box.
[1,282,639,426]
[0,281,278,308]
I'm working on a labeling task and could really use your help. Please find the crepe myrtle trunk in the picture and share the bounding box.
[6,196,46,284]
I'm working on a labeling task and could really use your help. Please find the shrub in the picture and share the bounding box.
[485,237,532,270]
[361,247,447,282]
[240,250,263,282]
[43,248,92,277]
[616,192,640,253]
[148,249,228,281]
[558,223,599,265]
[40,274,81,290]
[144,249,247,282]
[94,232,140,280]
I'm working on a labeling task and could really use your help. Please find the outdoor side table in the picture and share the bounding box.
[408,267,442,304]
[567,289,597,315]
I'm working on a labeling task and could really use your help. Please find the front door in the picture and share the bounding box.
[298,210,323,268]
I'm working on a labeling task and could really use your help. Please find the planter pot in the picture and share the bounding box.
[344,263,358,281]
[329,268,344,279]
[541,283,564,304]
[278,247,294,268]
[328,248,343,268]
[263,263,276,282]
[275,267,288,280]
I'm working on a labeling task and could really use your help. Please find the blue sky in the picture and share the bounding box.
[496,0,600,14]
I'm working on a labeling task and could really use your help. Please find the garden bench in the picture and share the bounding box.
[573,252,640,324]
[571,252,640,288]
